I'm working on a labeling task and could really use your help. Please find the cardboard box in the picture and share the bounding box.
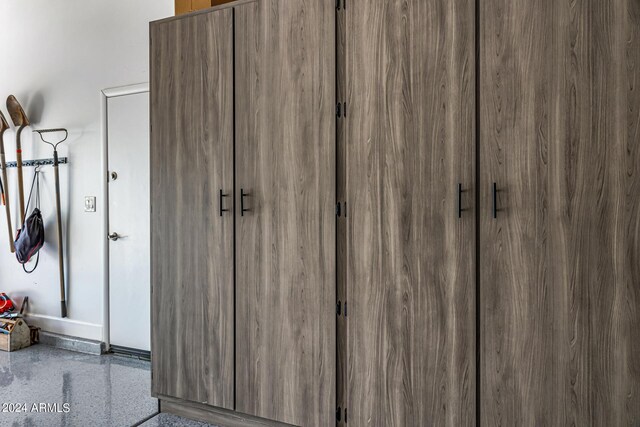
[175,0,234,15]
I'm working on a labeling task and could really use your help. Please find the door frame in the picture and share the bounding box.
[100,82,149,351]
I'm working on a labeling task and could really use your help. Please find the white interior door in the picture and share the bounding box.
[107,91,150,352]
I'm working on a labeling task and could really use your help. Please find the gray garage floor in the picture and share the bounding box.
[0,344,216,427]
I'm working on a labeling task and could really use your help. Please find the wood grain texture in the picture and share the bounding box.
[480,0,640,424]
[345,0,476,425]
[234,1,335,426]
[150,9,234,409]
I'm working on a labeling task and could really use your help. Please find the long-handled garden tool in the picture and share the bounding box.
[0,112,15,253]
[34,128,68,318]
[7,95,30,225]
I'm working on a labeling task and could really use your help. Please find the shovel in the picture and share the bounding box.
[0,112,15,253]
[6,95,30,225]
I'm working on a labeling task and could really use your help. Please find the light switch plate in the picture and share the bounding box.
[84,196,96,212]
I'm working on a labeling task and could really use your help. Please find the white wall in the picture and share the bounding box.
[0,0,173,340]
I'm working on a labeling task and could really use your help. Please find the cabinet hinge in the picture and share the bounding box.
[337,301,347,317]
[345,408,348,422]
[336,201,341,217]
[336,406,342,422]
[336,102,347,119]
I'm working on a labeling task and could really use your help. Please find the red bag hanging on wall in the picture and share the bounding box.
[0,293,14,314]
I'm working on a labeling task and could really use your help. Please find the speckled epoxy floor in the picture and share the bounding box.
[0,344,217,427]
[139,413,216,426]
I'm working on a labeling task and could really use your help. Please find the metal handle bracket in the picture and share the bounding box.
[240,188,250,216]
[219,189,230,217]
[492,183,498,219]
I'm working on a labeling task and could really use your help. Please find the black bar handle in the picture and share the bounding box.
[458,183,463,219]
[219,189,229,217]
[492,182,498,219]
[241,188,250,216]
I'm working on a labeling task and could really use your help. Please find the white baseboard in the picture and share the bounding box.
[25,314,103,342]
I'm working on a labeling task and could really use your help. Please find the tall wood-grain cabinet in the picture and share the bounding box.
[479,0,640,424]
[151,0,640,426]
[337,0,476,425]
[339,0,640,425]
[150,1,335,426]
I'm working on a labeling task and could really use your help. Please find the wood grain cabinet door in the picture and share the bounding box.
[343,0,476,425]
[480,0,640,424]
[150,8,234,410]
[234,1,336,426]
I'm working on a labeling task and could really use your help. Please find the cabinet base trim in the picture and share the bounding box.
[159,395,297,427]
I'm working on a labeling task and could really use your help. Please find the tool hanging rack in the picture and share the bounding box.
[4,158,68,168]
[0,128,69,169]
